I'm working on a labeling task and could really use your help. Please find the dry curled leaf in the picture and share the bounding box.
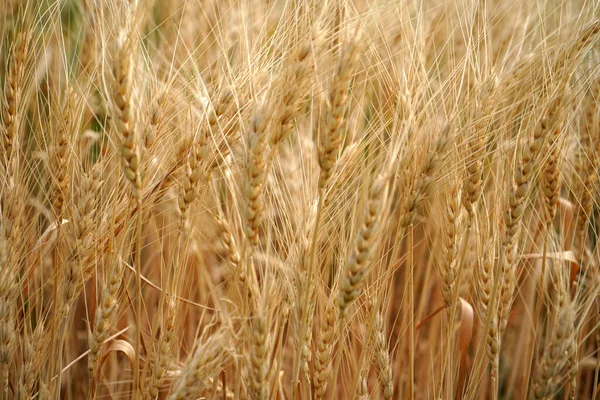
[457,298,474,399]
[522,250,579,285]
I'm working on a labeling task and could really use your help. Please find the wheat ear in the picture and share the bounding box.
[1,31,30,171]
[249,312,270,400]
[440,182,460,313]
[314,300,337,400]
[168,330,229,400]
[338,174,387,314]
[462,80,495,216]
[17,323,44,398]
[215,215,241,270]
[399,124,452,230]
[574,85,598,259]
[498,94,564,334]
[270,37,316,148]
[357,369,370,400]
[531,301,575,398]
[243,107,269,248]
[88,260,124,397]
[148,296,176,399]
[373,311,393,399]
[113,30,141,200]
[318,38,359,189]
[0,180,25,398]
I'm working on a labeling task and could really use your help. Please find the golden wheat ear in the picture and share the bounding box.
[338,174,387,315]
[318,35,360,190]
[314,299,337,400]
[1,30,30,171]
[243,106,270,249]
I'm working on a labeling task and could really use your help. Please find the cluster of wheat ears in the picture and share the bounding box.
[1,0,600,399]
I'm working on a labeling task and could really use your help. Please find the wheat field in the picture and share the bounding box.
[1,0,600,399]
